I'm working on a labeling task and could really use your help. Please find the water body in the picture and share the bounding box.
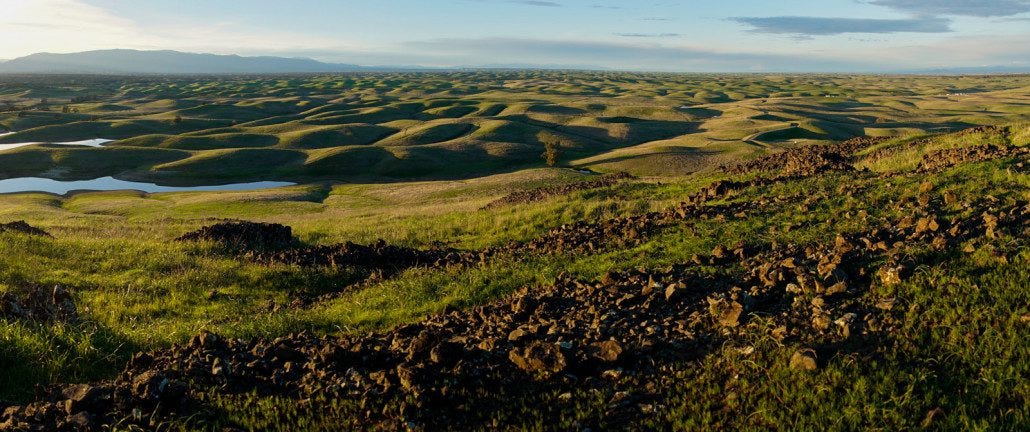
[0,138,113,152]
[0,176,295,195]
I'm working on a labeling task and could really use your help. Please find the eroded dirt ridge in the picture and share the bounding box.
[247,240,476,273]
[176,221,295,251]
[482,172,635,210]
[0,221,52,238]
[918,144,1029,173]
[720,136,886,176]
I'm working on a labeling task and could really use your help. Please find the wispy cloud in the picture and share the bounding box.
[615,33,682,37]
[731,16,952,36]
[868,0,1030,17]
[402,37,867,71]
[0,0,346,58]
[1,0,1025,72]
[508,0,561,7]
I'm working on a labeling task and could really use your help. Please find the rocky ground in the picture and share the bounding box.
[1,128,1026,430]
[482,172,634,210]
[0,285,78,324]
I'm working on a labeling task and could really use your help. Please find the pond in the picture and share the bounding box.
[0,138,113,152]
[0,176,296,195]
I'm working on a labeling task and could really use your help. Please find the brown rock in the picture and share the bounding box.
[834,235,854,253]
[877,265,905,286]
[875,297,897,311]
[835,313,857,338]
[508,328,528,342]
[914,217,939,234]
[406,331,434,360]
[790,349,818,371]
[824,282,847,297]
[707,297,744,328]
[664,283,682,302]
[589,340,623,362]
[943,190,958,205]
[477,338,497,351]
[509,342,567,378]
[67,411,92,428]
[811,311,831,331]
[61,384,105,415]
[396,366,417,392]
[131,370,169,401]
[429,341,461,366]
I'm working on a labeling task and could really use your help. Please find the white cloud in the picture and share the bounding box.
[869,0,1030,18]
[0,0,1026,71]
[0,0,346,58]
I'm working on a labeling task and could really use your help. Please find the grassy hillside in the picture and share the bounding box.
[1,73,1027,184]
[0,121,1027,430]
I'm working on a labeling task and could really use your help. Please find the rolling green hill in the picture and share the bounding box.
[2,73,1027,184]
[0,73,1028,430]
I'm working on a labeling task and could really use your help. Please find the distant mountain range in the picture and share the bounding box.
[0,49,1025,75]
[0,49,408,74]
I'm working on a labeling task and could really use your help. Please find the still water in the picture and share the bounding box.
[0,176,295,195]
[0,138,113,152]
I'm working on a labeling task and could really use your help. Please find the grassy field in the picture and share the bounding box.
[0,73,1028,430]
[1,73,1028,183]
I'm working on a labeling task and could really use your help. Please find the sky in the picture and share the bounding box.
[1,0,1029,72]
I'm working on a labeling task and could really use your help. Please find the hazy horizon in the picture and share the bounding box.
[2,0,1029,72]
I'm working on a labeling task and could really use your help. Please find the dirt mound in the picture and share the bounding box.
[176,221,295,250]
[0,221,52,238]
[483,172,634,209]
[9,186,1024,430]
[722,136,885,176]
[250,239,477,272]
[954,125,1008,137]
[0,285,78,323]
[917,144,1028,173]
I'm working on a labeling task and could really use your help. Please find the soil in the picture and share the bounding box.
[0,221,52,238]
[482,172,634,209]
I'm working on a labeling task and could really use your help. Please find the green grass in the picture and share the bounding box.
[1,73,1027,184]
[0,74,1027,429]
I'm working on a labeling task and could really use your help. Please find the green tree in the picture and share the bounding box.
[540,133,562,167]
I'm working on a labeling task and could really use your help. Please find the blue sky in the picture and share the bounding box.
[2,0,1029,71]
